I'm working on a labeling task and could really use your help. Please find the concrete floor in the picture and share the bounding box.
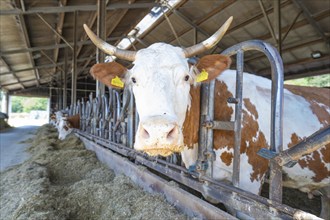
[0,126,39,171]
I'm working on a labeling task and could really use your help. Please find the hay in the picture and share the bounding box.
[0,124,187,220]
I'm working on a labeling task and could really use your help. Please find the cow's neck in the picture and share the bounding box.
[183,85,201,148]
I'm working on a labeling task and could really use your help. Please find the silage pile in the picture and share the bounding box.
[0,124,187,220]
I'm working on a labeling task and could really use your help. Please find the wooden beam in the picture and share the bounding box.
[0,57,25,89]
[291,0,329,44]
[0,56,96,76]
[0,36,123,56]
[0,3,157,15]
[17,0,40,86]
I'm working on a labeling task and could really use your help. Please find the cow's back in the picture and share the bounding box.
[212,70,330,194]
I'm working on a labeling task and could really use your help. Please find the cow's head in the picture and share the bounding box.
[57,117,73,140]
[84,17,233,156]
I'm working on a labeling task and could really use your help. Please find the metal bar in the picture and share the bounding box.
[96,0,106,97]
[0,56,95,76]
[0,3,156,15]
[258,0,276,43]
[40,50,64,72]
[17,1,40,86]
[282,11,302,42]
[274,126,330,167]
[291,0,329,44]
[63,48,68,109]
[203,121,235,131]
[71,11,77,106]
[76,131,320,219]
[36,13,73,50]
[232,50,244,187]
[128,89,134,148]
[78,134,237,220]
[244,38,323,64]
[53,0,67,78]
[221,40,284,204]
[197,84,209,171]
[0,37,122,56]
[206,80,215,178]
[273,0,282,54]
[0,57,25,89]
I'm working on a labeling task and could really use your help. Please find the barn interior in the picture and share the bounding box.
[0,0,329,113]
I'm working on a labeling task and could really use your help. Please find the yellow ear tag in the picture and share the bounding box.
[196,69,209,82]
[111,76,124,88]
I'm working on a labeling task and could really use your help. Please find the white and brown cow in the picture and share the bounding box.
[57,114,80,140]
[84,17,329,218]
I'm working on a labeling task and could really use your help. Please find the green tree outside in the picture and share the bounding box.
[11,96,48,113]
[285,74,330,87]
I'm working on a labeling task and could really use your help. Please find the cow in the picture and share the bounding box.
[57,114,80,140]
[49,113,57,126]
[83,17,330,218]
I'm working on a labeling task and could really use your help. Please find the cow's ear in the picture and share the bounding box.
[90,62,127,90]
[195,54,231,83]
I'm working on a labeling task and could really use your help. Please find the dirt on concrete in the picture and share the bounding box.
[0,124,188,220]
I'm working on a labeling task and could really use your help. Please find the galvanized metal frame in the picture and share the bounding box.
[220,40,284,203]
[60,39,330,219]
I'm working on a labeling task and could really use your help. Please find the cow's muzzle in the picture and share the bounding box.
[134,117,184,156]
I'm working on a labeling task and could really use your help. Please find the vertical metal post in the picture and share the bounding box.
[63,47,68,109]
[71,10,77,106]
[198,84,209,172]
[96,0,106,97]
[59,70,63,110]
[232,50,244,187]
[128,89,134,148]
[274,0,282,55]
[221,40,284,204]
[206,81,215,178]
[1,91,9,114]
[269,45,283,203]
[49,87,52,111]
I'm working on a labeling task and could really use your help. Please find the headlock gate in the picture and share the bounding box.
[61,40,329,220]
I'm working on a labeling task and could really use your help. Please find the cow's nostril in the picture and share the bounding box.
[167,126,177,140]
[141,127,150,139]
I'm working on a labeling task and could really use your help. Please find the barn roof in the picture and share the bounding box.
[0,0,329,95]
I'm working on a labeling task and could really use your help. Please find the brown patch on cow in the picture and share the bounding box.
[244,98,258,119]
[288,133,330,182]
[67,114,80,129]
[241,109,269,182]
[298,150,330,182]
[90,62,127,89]
[220,151,233,166]
[285,85,330,126]
[63,125,69,131]
[213,82,269,181]
[288,133,302,148]
[196,55,232,82]
[320,145,330,163]
[213,81,235,152]
[183,85,201,148]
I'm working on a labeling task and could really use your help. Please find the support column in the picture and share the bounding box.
[63,47,68,108]
[1,91,9,114]
[274,0,282,55]
[71,10,78,106]
[96,0,106,97]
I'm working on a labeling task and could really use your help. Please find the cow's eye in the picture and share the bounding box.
[131,77,137,83]
[184,75,190,81]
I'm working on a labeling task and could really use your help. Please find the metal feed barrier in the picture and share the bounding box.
[62,40,328,220]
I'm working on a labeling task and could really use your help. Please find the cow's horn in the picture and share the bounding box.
[83,24,137,62]
[183,16,233,58]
